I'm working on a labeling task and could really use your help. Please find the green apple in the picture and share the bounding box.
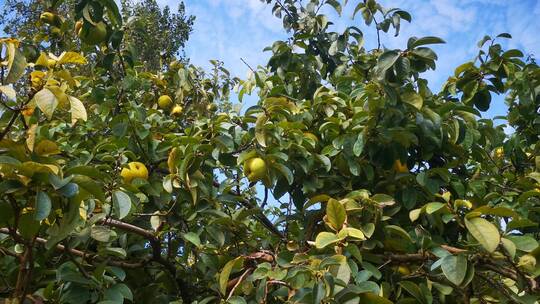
[79,21,108,45]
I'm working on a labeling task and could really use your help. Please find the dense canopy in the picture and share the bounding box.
[0,0,539,303]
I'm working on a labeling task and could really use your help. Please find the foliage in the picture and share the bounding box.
[0,0,540,303]
[120,0,195,71]
[0,0,194,70]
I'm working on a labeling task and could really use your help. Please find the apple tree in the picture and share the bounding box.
[0,0,539,303]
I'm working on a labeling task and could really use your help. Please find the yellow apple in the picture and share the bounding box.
[395,265,411,275]
[40,12,60,25]
[120,162,149,183]
[517,254,536,272]
[171,104,183,116]
[494,147,504,159]
[206,103,218,112]
[158,95,173,109]
[243,157,267,183]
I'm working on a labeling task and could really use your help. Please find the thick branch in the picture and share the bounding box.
[0,90,37,141]
[98,218,156,240]
[0,228,145,268]
[0,111,19,141]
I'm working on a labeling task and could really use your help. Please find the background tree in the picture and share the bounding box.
[0,0,539,303]
[120,0,195,71]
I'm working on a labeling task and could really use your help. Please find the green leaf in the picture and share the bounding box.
[34,88,58,119]
[326,199,346,230]
[0,201,14,225]
[5,42,27,83]
[91,226,113,242]
[477,35,491,47]
[359,293,393,304]
[465,217,500,252]
[496,33,512,39]
[506,235,538,252]
[219,257,244,295]
[112,190,131,219]
[441,255,467,285]
[326,0,342,15]
[34,191,52,221]
[315,232,340,249]
[502,49,523,58]
[425,202,445,214]
[98,0,123,26]
[385,225,413,243]
[227,296,247,304]
[376,50,400,74]
[401,91,423,109]
[272,162,293,185]
[409,36,445,48]
[345,227,365,240]
[182,232,201,247]
[353,133,364,157]
[371,194,395,207]
[501,238,516,258]
[454,62,475,77]
[399,281,425,303]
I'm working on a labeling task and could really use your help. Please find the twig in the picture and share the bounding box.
[477,272,519,304]
[240,57,256,73]
[227,268,252,300]
[373,17,381,50]
[274,0,294,20]
[213,180,285,239]
[261,187,269,208]
[0,111,19,141]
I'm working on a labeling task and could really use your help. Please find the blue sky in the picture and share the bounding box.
[171,0,540,119]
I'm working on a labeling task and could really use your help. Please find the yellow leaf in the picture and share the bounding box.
[68,96,87,124]
[167,147,179,173]
[47,85,69,106]
[0,85,16,100]
[18,161,59,176]
[79,202,87,220]
[35,140,60,156]
[34,88,58,119]
[30,71,46,88]
[35,52,50,67]
[26,124,38,151]
[57,51,87,65]
[56,69,79,87]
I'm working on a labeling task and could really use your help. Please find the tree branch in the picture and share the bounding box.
[213,180,285,239]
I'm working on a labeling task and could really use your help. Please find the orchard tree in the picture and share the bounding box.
[1,0,540,303]
[0,0,194,70]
